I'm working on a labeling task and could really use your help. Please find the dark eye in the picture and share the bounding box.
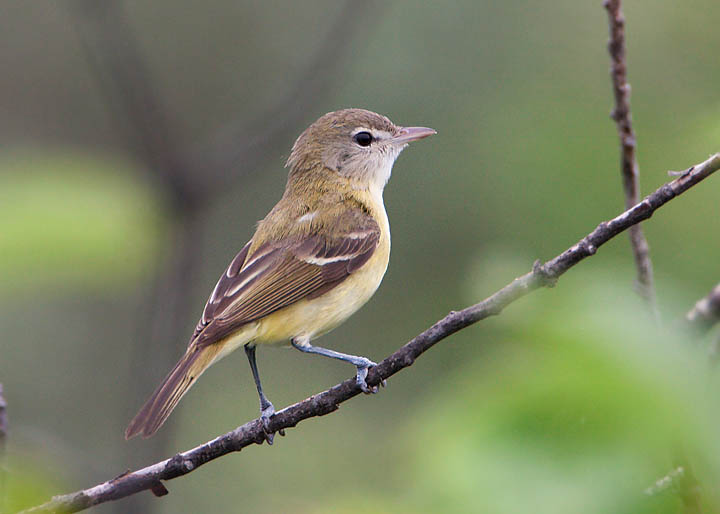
[353,131,373,147]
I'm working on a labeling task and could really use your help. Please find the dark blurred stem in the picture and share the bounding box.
[20,153,720,514]
[120,213,205,514]
[141,211,204,353]
[604,0,658,317]
[195,0,382,200]
[128,207,205,426]
[0,383,7,514]
[68,3,200,512]
[68,0,194,203]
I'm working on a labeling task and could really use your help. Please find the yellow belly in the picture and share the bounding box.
[255,240,389,343]
[213,200,390,361]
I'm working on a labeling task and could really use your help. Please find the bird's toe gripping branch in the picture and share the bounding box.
[355,359,387,394]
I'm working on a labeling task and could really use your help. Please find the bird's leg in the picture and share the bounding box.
[291,337,384,394]
[244,343,282,444]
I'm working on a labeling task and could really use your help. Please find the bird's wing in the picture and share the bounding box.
[191,213,380,347]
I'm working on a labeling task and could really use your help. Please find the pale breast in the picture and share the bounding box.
[254,193,390,344]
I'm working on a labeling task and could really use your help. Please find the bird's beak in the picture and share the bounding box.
[392,126,437,145]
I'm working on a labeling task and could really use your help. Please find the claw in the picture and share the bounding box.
[356,362,380,394]
[263,429,274,445]
[260,402,276,445]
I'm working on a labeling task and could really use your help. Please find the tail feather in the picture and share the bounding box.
[125,345,221,439]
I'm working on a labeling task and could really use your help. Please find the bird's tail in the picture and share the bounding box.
[125,344,221,439]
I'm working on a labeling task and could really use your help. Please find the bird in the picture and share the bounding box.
[125,108,435,440]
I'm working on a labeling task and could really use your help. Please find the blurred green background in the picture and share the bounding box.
[2,1,720,513]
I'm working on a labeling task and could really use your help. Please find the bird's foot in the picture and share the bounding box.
[259,402,284,444]
[355,359,386,394]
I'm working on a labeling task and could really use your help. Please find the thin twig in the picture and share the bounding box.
[0,384,6,456]
[686,283,720,334]
[0,383,7,514]
[20,153,720,514]
[644,462,702,513]
[644,466,685,496]
[604,0,657,312]
[688,282,720,368]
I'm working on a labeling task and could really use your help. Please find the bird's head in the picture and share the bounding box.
[286,108,435,191]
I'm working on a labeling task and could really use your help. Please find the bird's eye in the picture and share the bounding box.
[353,131,373,147]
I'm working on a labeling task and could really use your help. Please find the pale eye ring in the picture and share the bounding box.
[353,131,373,147]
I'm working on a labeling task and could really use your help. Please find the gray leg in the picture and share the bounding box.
[291,337,382,394]
[244,343,279,444]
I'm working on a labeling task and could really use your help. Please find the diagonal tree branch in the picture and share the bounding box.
[604,0,657,312]
[21,153,720,514]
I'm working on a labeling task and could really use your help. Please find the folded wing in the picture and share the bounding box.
[192,212,380,347]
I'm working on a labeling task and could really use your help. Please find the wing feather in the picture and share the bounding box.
[192,211,381,347]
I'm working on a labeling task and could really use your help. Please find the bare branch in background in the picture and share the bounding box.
[0,384,6,454]
[644,459,702,514]
[604,0,657,313]
[70,0,379,205]
[68,0,194,207]
[67,8,210,512]
[686,283,720,334]
[687,282,720,367]
[0,383,7,514]
[21,153,720,514]
[195,0,381,200]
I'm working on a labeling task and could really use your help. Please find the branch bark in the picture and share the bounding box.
[21,153,720,514]
[604,0,657,311]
